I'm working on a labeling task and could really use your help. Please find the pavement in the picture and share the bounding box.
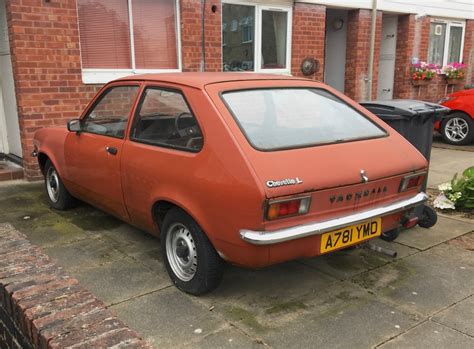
[0,146,473,348]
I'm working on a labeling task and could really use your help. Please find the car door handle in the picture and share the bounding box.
[106,146,118,155]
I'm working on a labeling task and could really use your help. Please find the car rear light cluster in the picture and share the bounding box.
[266,197,311,220]
[399,172,426,192]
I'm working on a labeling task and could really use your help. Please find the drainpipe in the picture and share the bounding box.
[367,0,377,101]
[201,0,207,72]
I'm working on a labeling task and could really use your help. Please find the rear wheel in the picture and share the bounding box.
[44,160,76,210]
[440,112,474,145]
[161,208,223,295]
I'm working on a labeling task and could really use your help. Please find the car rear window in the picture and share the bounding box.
[221,88,387,151]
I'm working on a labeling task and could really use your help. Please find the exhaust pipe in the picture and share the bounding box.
[365,242,398,258]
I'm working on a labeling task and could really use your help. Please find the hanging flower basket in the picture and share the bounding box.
[445,78,464,85]
[410,62,439,87]
[412,79,431,86]
[442,63,466,85]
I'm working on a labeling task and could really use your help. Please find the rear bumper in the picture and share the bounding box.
[240,192,428,245]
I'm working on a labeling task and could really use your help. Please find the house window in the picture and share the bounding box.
[222,2,292,73]
[77,0,181,84]
[428,20,465,67]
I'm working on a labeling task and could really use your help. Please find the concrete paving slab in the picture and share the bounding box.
[256,281,418,349]
[432,296,474,337]
[111,287,224,348]
[13,213,93,248]
[427,147,473,188]
[395,216,473,250]
[447,231,474,251]
[100,224,161,255]
[300,240,419,280]
[427,169,453,189]
[43,236,127,271]
[128,247,165,273]
[300,246,391,280]
[379,320,473,349]
[71,256,171,306]
[352,243,474,317]
[198,261,337,324]
[188,325,265,349]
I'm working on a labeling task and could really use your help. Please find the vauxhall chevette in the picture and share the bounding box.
[33,73,429,294]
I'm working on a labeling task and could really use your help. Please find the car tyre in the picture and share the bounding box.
[44,160,76,210]
[161,207,224,295]
[380,228,400,242]
[440,112,474,145]
[418,205,438,228]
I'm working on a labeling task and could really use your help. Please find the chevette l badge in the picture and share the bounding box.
[360,169,369,183]
[266,177,303,188]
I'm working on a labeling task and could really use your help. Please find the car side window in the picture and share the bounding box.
[82,86,139,138]
[131,87,203,151]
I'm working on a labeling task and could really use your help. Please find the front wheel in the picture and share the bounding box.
[44,160,76,210]
[440,112,474,145]
[161,208,224,295]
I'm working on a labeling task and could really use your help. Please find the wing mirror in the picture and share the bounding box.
[67,119,82,133]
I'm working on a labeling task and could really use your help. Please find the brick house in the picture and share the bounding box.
[0,0,472,180]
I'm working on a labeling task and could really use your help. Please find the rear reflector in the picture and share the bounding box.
[266,197,311,220]
[399,172,426,192]
[403,217,419,229]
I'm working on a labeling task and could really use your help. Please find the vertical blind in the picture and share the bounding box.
[77,0,178,70]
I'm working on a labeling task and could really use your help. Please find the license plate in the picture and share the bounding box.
[320,218,381,254]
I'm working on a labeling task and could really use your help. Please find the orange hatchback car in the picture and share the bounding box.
[33,73,428,294]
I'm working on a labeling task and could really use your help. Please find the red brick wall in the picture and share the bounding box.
[463,20,474,85]
[393,14,415,99]
[6,0,222,180]
[180,0,221,72]
[291,3,325,81]
[5,0,100,180]
[344,9,382,101]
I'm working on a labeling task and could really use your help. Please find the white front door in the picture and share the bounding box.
[324,9,348,93]
[0,0,22,157]
[377,15,398,100]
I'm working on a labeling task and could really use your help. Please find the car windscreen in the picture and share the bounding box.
[221,88,387,151]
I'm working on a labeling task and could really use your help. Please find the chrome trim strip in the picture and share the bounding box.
[240,192,428,245]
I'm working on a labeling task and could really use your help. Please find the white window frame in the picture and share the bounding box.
[429,18,465,67]
[222,0,292,74]
[78,0,182,84]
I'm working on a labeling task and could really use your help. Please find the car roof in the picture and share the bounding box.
[116,72,310,89]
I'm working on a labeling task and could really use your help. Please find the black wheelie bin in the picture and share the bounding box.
[360,99,450,232]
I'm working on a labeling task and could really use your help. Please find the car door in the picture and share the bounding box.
[64,83,141,220]
[120,85,205,231]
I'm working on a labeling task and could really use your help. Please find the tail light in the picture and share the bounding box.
[266,196,311,220]
[399,172,426,192]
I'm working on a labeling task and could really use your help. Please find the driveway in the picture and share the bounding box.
[0,146,473,348]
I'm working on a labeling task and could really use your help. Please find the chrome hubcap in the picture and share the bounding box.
[166,223,197,281]
[46,167,60,203]
[445,117,469,142]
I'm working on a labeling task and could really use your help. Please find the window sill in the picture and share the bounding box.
[82,69,181,84]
